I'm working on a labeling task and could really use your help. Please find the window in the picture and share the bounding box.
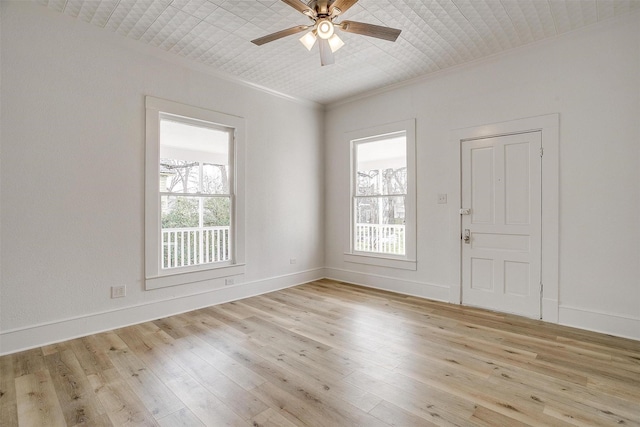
[345,120,416,270]
[145,97,245,290]
[160,116,232,269]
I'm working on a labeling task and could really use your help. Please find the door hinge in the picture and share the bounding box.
[540,147,544,157]
[540,282,544,296]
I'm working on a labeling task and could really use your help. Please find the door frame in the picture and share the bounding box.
[449,114,559,322]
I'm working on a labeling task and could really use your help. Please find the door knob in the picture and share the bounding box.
[463,229,470,244]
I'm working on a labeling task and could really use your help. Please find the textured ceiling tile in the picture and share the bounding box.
[572,0,598,28]
[181,36,217,58]
[531,0,557,39]
[145,6,201,48]
[548,1,574,34]
[34,0,640,104]
[85,0,121,27]
[111,1,170,39]
[423,1,478,60]
[436,0,494,57]
[172,0,219,20]
[63,0,83,18]
[483,0,523,48]
[204,5,248,32]
[75,1,101,23]
[190,19,225,39]
[43,0,66,13]
[453,0,508,51]
[502,0,537,44]
[219,0,269,20]
[233,21,269,40]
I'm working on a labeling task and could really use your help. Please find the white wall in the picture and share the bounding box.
[325,12,640,339]
[0,2,324,354]
[1,2,638,354]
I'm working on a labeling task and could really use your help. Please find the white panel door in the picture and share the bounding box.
[461,132,542,318]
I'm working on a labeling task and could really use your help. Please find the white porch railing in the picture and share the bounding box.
[162,226,230,269]
[355,223,405,255]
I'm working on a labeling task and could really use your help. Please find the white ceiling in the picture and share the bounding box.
[36,0,640,104]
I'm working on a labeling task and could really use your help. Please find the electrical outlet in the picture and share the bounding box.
[111,285,126,298]
[290,258,297,264]
[225,278,235,286]
[437,193,448,204]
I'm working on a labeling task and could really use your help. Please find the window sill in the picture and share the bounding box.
[343,253,417,271]
[145,263,246,290]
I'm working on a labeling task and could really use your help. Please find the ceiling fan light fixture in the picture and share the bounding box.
[316,19,334,40]
[299,30,317,51]
[328,33,345,52]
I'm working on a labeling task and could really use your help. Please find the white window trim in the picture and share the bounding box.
[344,119,417,270]
[145,96,245,290]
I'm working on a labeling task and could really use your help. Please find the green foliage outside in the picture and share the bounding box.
[161,197,230,229]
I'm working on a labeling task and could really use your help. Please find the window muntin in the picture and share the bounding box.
[353,132,407,256]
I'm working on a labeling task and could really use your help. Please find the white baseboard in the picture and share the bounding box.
[3,270,637,355]
[0,268,324,356]
[559,305,640,341]
[324,267,450,302]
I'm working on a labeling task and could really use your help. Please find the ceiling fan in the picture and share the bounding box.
[251,0,402,66]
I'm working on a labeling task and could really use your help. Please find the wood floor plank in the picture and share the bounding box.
[254,343,383,413]
[249,380,389,427]
[12,348,46,378]
[106,346,184,420]
[87,368,158,426]
[0,354,18,426]
[164,373,250,426]
[181,334,268,391]
[43,349,107,426]
[144,332,270,421]
[486,361,640,422]
[344,367,478,426]
[251,408,299,427]
[2,280,639,427]
[67,335,115,376]
[157,407,205,427]
[15,370,66,427]
[470,405,531,427]
[369,400,440,427]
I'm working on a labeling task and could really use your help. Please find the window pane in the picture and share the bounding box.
[161,196,199,229]
[160,159,199,193]
[161,196,231,269]
[203,197,231,227]
[202,163,230,194]
[160,117,230,194]
[354,196,405,255]
[356,134,407,196]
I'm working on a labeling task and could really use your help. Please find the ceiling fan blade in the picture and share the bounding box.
[280,0,315,15]
[318,38,335,66]
[330,0,359,15]
[339,20,402,42]
[251,25,310,46]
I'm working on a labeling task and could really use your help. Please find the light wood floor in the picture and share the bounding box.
[1,280,639,426]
